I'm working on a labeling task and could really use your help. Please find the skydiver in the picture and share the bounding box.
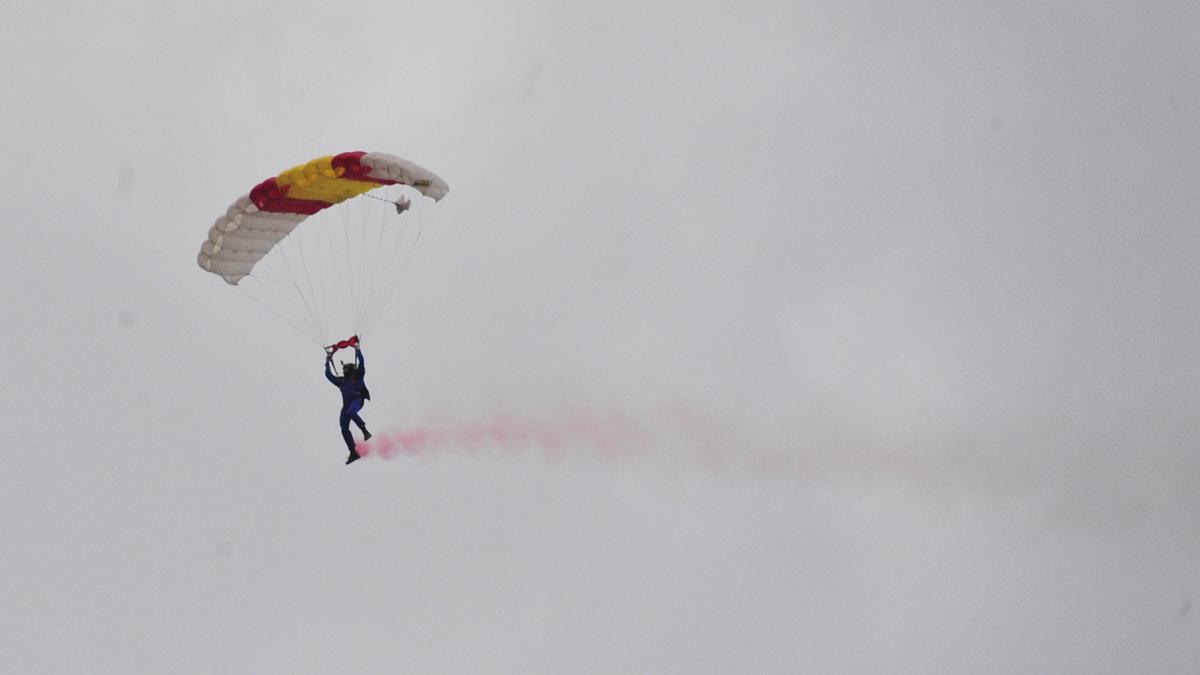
[326,343,372,465]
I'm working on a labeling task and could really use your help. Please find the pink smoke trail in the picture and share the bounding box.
[354,399,1051,505]
[357,404,695,463]
[354,401,775,484]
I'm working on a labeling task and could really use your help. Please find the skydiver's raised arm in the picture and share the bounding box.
[325,353,339,384]
[355,346,364,375]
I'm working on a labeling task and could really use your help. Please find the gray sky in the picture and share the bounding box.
[3,1,1200,672]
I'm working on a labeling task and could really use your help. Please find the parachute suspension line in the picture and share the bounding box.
[292,222,329,342]
[357,191,372,333]
[363,187,394,331]
[255,230,326,341]
[339,201,358,337]
[345,193,362,331]
[250,271,322,342]
[362,194,425,336]
[333,207,356,338]
[274,230,324,343]
[312,212,334,344]
[366,187,399,327]
[268,233,313,341]
[357,197,371,334]
[363,225,422,337]
[314,221,335,343]
[362,200,428,337]
[364,190,418,332]
[352,194,367,331]
[252,197,436,348]
[348,185,422,337]
[358,203,409,335]
[358,188,397,334]
[320,209,342,343]
[354,196,367,333]
[344,194,361,334]
[239,279,322,347]
[239,242,324,347]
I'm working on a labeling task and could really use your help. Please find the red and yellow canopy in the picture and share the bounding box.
[198,151,448,284]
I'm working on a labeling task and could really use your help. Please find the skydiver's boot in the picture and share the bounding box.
[363,429,373,441]
[346,449,361,465]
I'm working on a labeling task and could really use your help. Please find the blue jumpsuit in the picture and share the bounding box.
[326,348,371,453]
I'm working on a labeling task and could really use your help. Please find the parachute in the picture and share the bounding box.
[197,151,448,347]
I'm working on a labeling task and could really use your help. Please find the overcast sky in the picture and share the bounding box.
[2,1,1200,673]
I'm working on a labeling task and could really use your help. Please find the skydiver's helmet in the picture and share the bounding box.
[342,363,359,378]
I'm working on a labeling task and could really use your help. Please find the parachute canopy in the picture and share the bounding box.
[197,151,448,285]
[197,151,448,347]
